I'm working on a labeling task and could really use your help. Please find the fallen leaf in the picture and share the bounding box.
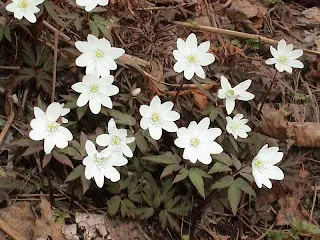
[260,105,320,147]
[75,212,108,240]
[302,7,320,23]
[33,196,66,240]
[148,60,168,95]
[193,90,208,110]
[230,0,267,19]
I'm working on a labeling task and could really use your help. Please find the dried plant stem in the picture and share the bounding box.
[171,21,320,56]
[51,30,58,103]
[0,108,15,145]
[258,71,277,115]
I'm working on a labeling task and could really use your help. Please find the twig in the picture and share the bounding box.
[237,216,261,237]
[43,20,71,41]
[0,217,27,240]
[258,70,277,115]
[51,30,58,103]
[0,66,20,70]
[0,108,15,145]
[173,78,185,104]
[171,21,320,56]
[309,183,318,222]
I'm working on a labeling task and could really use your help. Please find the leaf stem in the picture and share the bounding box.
[258,71,277,115]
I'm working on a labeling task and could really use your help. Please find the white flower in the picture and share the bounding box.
[83,140,127,188]
[252,144,284,189]
[173,33,215,80]
[59,103,70,124]
[96,118,135,157]
[265,39,304,73]
[71,74,119,114]
[226,114,251,139]
[29,102,73,154]
[76,0,109,12]
[218,76,255,115]
[75,34,125,77]
[6,0,45,23]
[174,117,223,164]
[139,96,180,140]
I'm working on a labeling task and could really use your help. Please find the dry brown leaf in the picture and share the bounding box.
[0,201,35,239]
[33,196,66,240]
[276,191,309,226]
[230,0,267,19]
[260,105,320,147]
[193,90,208,110]
[148,60,168,96]
[302,7,320,23]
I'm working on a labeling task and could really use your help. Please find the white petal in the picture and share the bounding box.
[89,97,101,114]
[97,62,112,76]
[184,147,198,163]
[198,53,215,66]
[197,150,212,165]
[206,142,223,154]
[84,161,95,179]
[176,127,189,139]
[199,128,222,142]
[288,49,303,59]
[109,154,128,166]
[197,41,210,53]
[24,11,36,23]
[186,33,197,50]
[162,121,178,133]
[174,137,189,148]
[139,105,151,118]
[150,95,161,109]
[266,166,284,180]
[5,3,16,13]
[71,82,86,93]
[269,152,283,165]
[159,101,173,113]
[121,144,133,158]
[196,117,210,132]
[217,89,227,99]
[164,111,180,121]
[94,171,105,188]
[46,102,61,122]
[184,66,195,80]
[277,39,287,56]
[225,98,235,115]
[234,80,251,92]
[149,126,162,140]
[103,166,120,182]
[107,48,125,59]
[97,38,111,49]
[77,92,90,107]
[262,177,272,189]
[99,95,113,109]
[237,91,255,101]
[103,58,117,71]
[265,58,277,65]
[126,137,135,144]
[54,132,68,149]
[275,62,285,72]
[174,61,187,73]
[220,76,232,90]
[101,85,119,96]
[75,41,92,53]
[30,119,46,131]
[187,121,197,135]
[96,134,111,147]
[85,140,97,155]
[236,130,248,139]
[233,114,243,121]
[286,44,293,52]
[58,127,73,141]
[287,59,304,69]
[75,53,91,67]
[176,38,187,53]
[140,118,150,130]
[108,118,117,134]
[194,65,206,79]
[173,50,186,61]
[252,171,263,188]
[34,107,47,121]
[270,46,279,58]
[44,136,55,154]
[282,64,293,73]
[29,130,47,141]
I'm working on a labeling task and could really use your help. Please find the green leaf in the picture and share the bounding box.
[213,153,233,166]
[80,173,90,194]
[65,165,84,182]
[3,25,11,42]
[0,25,4,41]
[234,177,256,197]
[211,176,233,189]
[188,168,205,198]
[173,168,188,183]
[59,146,82,160]
[120,199,136,218]
[208,162,232,174]
[160,165,180,179]
[52,151,74,168]
[107,109,137,126]
[136,207,154,219]
[107,196,121,216]
[135,134,148,154]
[44,1,65,26]
[77,105,88,120]
[228,182,241,215]
[0,178,22,189]
[290,218,320,235]
[89,20,100,37]
[143,152,178,165]
[267,230,288,240]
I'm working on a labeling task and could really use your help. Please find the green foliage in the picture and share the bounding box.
[54,211,70,224]
[89,15,114,42]
[188,168,211,198]
[290,218,320,238]
[208,162,232,174]
[231,39,241,48]
[245,39,260,51]
[65,165,85,182]
[0,24,11,42]
[267,230,288,240]
[228,182,241,215]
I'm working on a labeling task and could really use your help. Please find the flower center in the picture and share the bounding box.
[151,113,161,123]
[111,136,121,146]
[230,122,241,132]
[254,159,266,170]
[94,50,104,60]
[93,154,109,167]
[89,84,99,93]
[279,56,288,64]
[227,89,235,96]
[190,138,200,147]
[19,0,28,9]
[47,122,60,133]
[187,55,196,64]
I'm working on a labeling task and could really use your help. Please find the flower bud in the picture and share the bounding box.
[131,88,141,97]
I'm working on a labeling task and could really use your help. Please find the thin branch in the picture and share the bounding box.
[51,31,58,103]
[171,21,320,56]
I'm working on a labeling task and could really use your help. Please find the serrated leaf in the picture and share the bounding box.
[160,165,177,179]
[60,146,82,160]
[44,1,65,26]
[81,173,90,194]
[188,168,205,199]
[235,177,256,197]
[120,199,136,218]
[89,20,99,37]
[267,230,288,240]
[135,134,148,154]
[208,162,232,174]
[22,145,43,156]
[143,152,178,165]
[213,153,233,166]
[77,105,87,120]
[228,182,241,215]
[136,207,154,219]
[107,196,121,216]
[11,139,38,147]
[166,211,180,232]
[52,152,74,168]
[173,168,188,183]
[65,165,84,182]
[106,109,137,126]
[211,176,234,189]
[290,218,320,235]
